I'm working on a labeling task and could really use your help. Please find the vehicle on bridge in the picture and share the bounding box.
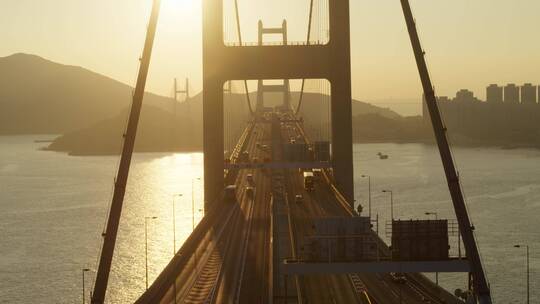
[239,151,250,162]
[245,186,255,198]
[312,168,322,181]
[246,174,254,185]
[295,194,304,204]
[303,171,314,191]
[224,185,237,203]
[390,272,407,284]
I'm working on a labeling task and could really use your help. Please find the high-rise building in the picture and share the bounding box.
[437,96,451,103]
[454,89,476,103]
[520,83,537,104]
[504,84,520,103]
[422,95,450,121]
[486,84,503,103]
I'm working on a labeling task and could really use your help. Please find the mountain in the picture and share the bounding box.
[45,94,248,155]
[0,53,403,154]
[46,91,399,155]
[0,53,172,134]
[351,114,431,143]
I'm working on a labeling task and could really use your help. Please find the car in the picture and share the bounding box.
[246,174,254,184]
[295,194,303,204]
[224,185,237,203]
[390,272,407,284]
[303,171,314,191]
[312,168,322,180]
[239,151,249,162]
[245,186,255,198]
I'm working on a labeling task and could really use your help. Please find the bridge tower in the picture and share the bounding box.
[256,20,291,112]
[174,77,189,102]
[203,1,354,209]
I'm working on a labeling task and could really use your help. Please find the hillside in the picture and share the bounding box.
[0,53,404,154]
[0,53,172,134]
[46,91,399,155]
[45,94,247,155]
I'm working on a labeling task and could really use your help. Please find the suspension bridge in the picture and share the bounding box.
[88,0,493,303]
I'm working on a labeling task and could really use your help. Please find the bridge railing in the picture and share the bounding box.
[224,41,327,47]
[224,121,255,183]
[135,193,237,303]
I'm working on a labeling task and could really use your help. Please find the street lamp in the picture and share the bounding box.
[145,216,158,290]
[172,194,182,304]
[361,175,371,218]
[192,177,201,231]
[514,244,530,304]
[381,189,393,221]
[172,194,183,255]
[82,268,90,304]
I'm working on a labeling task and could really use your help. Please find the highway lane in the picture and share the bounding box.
[143,119,268,304]
[313,163,448,304]
[237,121,273,303]
[212,119,268,303]
[140,111,461,304]
[284,116,454,304]
[282,119,362,304]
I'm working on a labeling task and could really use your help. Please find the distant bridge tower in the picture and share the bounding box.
[174,78,190,102]
[203,0,354,208]
[256,20,291,112]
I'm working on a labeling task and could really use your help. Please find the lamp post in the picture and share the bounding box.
[145,216,157,290]
[425,211,439,285]
[82,268,90,304]
[361,175,371,218]
[381,190,393,221]
[172,194,183,255]
[172,194,182,304]
[192,177,201,231]
[514,244,530,304]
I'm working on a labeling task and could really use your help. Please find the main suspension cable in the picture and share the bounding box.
[233,0,255,115]
[294,0,315,115]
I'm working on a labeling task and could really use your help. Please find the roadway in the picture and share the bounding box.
[136,110,462,304]
[281,114,460,304]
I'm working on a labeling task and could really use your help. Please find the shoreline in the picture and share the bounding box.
[39,139,540,156]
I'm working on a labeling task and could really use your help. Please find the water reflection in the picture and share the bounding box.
[1,138,538,303]
[102,152,205,303]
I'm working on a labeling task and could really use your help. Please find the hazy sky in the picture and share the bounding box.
[2,0,540,115]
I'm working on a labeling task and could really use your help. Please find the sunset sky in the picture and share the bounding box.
[2,0,540,115]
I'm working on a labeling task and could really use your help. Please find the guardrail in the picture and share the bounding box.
[225,121,255,183]
[135,198,238,303]
[224,41,327,47]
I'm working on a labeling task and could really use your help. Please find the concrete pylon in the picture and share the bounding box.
[256,80,291,112]
[256,20,290,112]
[203,1,354,209]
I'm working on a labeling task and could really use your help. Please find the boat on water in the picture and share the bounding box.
[377,152,389,159]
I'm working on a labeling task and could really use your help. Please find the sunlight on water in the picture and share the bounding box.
[104,152,205,303]
[0,137,538,303]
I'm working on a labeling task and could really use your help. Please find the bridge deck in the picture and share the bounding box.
[135,112,462,304]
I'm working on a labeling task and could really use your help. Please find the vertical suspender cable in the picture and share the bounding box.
[294,0,315,115]
[233,0,255,115]
[91,0,162,303]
